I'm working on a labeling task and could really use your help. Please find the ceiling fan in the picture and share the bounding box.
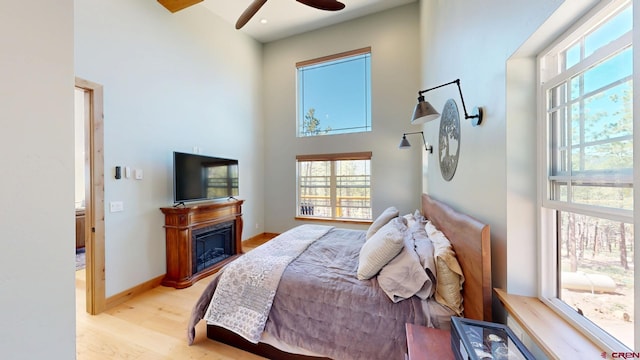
[157,0,346,29]
[236,0,346,29]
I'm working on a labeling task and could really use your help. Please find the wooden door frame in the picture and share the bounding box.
[75,77,106,314]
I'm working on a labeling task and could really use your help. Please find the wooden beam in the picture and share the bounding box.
[157,0,203,13]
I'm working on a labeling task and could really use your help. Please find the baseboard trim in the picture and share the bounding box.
[242,232,278,249]
[105,274,164,310]
[103,232,279,311]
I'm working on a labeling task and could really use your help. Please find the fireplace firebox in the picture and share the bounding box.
[160,199,243,289]
[192,221,235,274]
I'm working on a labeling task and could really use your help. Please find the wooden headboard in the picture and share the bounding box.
[421,193,492,322]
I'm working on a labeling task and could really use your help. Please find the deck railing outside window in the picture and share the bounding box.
[296,153,372,221]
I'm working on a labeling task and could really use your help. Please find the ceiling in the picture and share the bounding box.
[199,0,417,43]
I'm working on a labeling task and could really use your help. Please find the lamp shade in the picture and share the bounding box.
[411,96,440,124]
[398,135,411,149]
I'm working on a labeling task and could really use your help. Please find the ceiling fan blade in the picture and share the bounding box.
[157,0,203,13]
[236,0,268,29]
[296,0,345,11]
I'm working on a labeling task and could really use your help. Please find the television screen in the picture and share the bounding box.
[173,152,239,203]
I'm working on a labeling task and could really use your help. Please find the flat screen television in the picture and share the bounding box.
[173,152,239,204]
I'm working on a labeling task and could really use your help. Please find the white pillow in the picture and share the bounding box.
[366,206,399,240]
[403,209,424,229]
[412,229,437,299]
[377,231,430,303]
[424,220,438,236]
[357,217,407,280]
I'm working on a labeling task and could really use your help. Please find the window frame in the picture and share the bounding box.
[296,47,372,137]
[296,152,372,223]
[537,0,635,352]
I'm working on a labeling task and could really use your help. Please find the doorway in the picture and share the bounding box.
[75,77,106,314]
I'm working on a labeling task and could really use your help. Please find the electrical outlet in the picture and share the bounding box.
[255,223,259,229]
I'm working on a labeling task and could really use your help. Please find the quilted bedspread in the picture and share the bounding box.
[204,224,333,343]
[188,226,428,360]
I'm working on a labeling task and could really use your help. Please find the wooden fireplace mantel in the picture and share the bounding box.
[160,199,243,289]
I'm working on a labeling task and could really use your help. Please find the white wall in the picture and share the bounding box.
[418,0,602,319]
[505,0,600,296]
[418,0,562,318]
[75,0,264,296]
[0,1,76,359]
[262,3,422,233]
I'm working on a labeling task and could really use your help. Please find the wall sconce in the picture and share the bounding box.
[411,79,483,126]
[398,131,432,153]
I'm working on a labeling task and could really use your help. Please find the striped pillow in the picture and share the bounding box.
[366,206,399,240]
[357,217,407,280]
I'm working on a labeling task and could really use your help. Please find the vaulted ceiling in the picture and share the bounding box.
[158,0,417,43]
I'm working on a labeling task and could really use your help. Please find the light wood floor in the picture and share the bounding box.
[76,235,275,359]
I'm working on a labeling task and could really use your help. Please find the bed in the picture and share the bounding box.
[187,193,491,359]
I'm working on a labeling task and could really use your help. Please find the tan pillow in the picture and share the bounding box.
[357,217,407,280]
[366,206,399,240]
[425,221,465,315]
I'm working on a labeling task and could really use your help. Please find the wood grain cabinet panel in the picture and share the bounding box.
[406,323,454,360]
[160,199,243,289]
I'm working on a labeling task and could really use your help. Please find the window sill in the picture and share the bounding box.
[295,216,372,225]
[494,288,602,360]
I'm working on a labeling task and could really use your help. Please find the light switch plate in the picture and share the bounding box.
[134,169,143,180]
[110,201,124,212]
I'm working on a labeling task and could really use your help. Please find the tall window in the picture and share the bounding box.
[296,152,372,221]
[539,0,634,351]
[297,48,371,136]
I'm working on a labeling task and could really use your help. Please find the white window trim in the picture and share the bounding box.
[537,0,635,352]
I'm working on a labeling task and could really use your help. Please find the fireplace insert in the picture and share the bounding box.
[192,221,235,274]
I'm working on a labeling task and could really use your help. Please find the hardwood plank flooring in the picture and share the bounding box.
[76,235,273,359]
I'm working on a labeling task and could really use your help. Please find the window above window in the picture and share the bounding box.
[297,47,371,137]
